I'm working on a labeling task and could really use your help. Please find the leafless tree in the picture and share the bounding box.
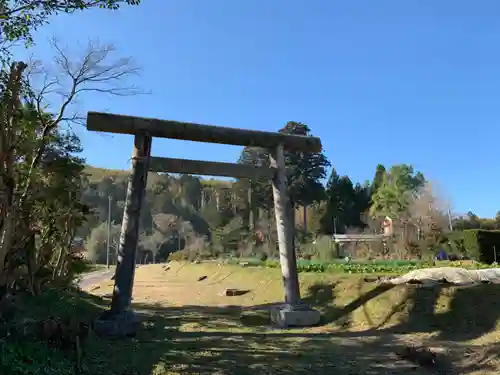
[32,37,142,122]
[408,181,450,237]
[0,36,144,285]
[22,37,143,199]
[152,213,180,235]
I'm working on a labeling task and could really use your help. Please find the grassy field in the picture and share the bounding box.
[6,261,500,374]
[71,262,500,374]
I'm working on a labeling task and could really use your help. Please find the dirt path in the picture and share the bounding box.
[78,268,115,289]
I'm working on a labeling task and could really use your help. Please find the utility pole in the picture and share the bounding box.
[106,195,112,269]
[248,183,254,253]
[248,184,254,231]
[200,189,205,211]
[447,207,453,231]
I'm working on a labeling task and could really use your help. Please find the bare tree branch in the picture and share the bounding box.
[33,36,144,121]
[20,36,146,204]
[408,181,451,234]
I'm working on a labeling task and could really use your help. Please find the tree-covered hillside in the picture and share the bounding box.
[81,121,491,264]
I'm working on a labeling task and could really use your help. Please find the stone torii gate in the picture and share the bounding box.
[87,112,322,336]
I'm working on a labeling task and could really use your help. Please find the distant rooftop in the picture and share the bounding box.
[332,234,388,243]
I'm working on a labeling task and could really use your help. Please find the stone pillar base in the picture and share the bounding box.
[93,309,139,338]
[270,303,321,328]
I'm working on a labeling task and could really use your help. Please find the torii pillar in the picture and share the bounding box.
[87,111,322,335]
[268,143,320,327]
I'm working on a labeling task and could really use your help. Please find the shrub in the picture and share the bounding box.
[297,235,336,261]
[315,236,337,262]
[84,222,121,264]
[167,239,220,262]
[63,252,93,285]
[1,340,74,375]
[442,230,500,263]
[167,249,191,262]
[295,230,313,245]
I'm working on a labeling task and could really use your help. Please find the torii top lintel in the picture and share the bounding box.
[86,112,322,153]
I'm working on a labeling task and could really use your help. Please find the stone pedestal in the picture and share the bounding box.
[270,303,321,328]
[93,309,139,338]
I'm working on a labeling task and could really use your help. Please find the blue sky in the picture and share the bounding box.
[17,0,500,217]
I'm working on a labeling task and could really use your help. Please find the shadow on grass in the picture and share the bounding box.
[2,287,427,374]
[87,301,500,375]
[301,280,500,343]
[381,283,500,341]
[94,285,497,374]
[301,282,353,328]
[83,302,440,375]
[10,282,500,374]
[299,281,395,330]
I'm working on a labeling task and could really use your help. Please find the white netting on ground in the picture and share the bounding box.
[381,267,500,287]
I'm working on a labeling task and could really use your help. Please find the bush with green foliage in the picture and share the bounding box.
[305,235,337,262]
[442,229,500,263]
[0,341,74,375]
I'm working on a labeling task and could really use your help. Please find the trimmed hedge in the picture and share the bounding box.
[442,229,500,264]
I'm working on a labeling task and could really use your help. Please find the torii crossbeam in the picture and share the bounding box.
[87,112,322,336]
